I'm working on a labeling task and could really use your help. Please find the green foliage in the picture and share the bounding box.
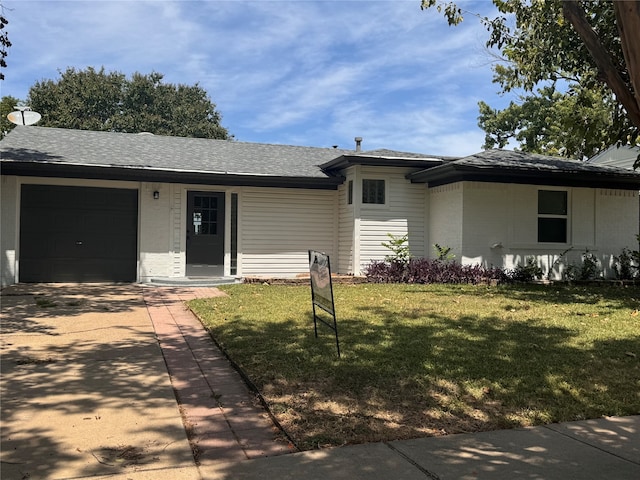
[566,249,601,281]
[510,257,543,282]
[433,243,455,261]
[422,1,639,157]
[0,5,9,81]
[27,67,230,139]
[478,85,617,160]
[382,233,411,264]
[0,95,20,138]
[613,247,640,280]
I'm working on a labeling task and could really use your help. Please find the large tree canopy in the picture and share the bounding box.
[422,0,640,161]
[26,67,230,139]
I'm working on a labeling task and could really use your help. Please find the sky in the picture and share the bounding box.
[1,0,516,156]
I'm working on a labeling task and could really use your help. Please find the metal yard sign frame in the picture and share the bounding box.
[308,250,340,358]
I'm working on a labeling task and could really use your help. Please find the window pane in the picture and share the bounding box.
[538,190,567,215]
[538,218,567,242]
[348,180,353,205]
[362,179,385,204]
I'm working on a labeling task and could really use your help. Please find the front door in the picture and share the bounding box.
[186,191,225,276]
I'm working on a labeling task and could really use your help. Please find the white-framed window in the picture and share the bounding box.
[362,179,385,205]
[538,189,568,243]
[347,180,353,205]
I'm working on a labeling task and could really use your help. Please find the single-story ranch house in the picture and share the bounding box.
[1,126,639,286]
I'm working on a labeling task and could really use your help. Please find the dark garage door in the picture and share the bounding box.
[20,185,138,282]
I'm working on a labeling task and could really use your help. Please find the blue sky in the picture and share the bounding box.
[1,0,514,156]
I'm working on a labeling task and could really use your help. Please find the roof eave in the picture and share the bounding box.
[320,154,444,174]
[408,164,640,190]
[0,161,345,190]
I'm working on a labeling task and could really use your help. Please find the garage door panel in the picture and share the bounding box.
[19,185,138,283]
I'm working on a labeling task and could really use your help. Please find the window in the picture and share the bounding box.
[347,180,353,205]
[362,179,385,204]
[538,190,567,242]
[193,195,218,235]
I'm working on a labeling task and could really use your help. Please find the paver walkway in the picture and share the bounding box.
[141,286,295,465]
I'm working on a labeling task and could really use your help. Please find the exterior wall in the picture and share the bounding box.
[239,187,337,277]
[349,166,428,274]
[138,182,176,281]
[1,175,18,287]
[596,189,639,276]
[458,182,509,268]
[428,183,463,260]
[449,181,639,279]
[337,172,355,274]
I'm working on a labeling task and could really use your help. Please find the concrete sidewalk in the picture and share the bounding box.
[202,415,639,480]
[1,284,639,480]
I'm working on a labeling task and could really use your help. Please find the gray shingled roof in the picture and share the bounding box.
[407,149,640,189]
[0,126,353,178]
[2,127,639,190]
[458,149,640,175]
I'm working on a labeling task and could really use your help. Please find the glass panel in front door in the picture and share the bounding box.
[193,195,218,235]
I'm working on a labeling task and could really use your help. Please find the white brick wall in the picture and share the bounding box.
[428,183,463,259]
[1,175,18,286]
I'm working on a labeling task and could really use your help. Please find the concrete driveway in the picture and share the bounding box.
[0,283,199,479]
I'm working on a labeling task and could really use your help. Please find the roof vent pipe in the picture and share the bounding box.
[355,137,362,152]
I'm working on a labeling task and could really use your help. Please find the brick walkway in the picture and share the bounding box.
[142,286,295,465]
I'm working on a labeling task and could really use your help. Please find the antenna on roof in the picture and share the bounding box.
[7,105,41,126]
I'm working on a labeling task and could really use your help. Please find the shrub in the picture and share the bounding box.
[364,258,509,285]
[566,249,601,281]
[509,257,544,282]
[382,233,411,265]
[613,247,639,280]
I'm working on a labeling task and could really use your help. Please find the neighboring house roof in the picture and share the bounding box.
[586,145,639,170]
[407,149,640,190]
[0,126,354,189]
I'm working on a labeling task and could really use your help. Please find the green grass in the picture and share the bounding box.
[189,283,640,450]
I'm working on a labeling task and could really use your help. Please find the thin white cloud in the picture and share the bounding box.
[2,0,510,156]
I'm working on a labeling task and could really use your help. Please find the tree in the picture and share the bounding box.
[0,95,19,138]
[478,84,615,159]
[28,67,230,139]
[0,2,9,81]
[421,0,640,162]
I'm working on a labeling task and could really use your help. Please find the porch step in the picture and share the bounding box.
[147,277,242,287]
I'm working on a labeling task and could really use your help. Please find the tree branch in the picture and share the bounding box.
[614,1,640,126]
[562,0,640,129]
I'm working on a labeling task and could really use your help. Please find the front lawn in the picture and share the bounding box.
[188,283,640,450]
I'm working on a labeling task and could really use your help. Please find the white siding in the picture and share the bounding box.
[1,175,18,286]
[337,174,354,274]
[356,167,427,273]
[240,187,337,277]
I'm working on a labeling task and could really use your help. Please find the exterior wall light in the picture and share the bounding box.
[153,191,160,200]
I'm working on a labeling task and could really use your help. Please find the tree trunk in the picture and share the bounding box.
[563,1,640,129]
[613,1,640,126]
